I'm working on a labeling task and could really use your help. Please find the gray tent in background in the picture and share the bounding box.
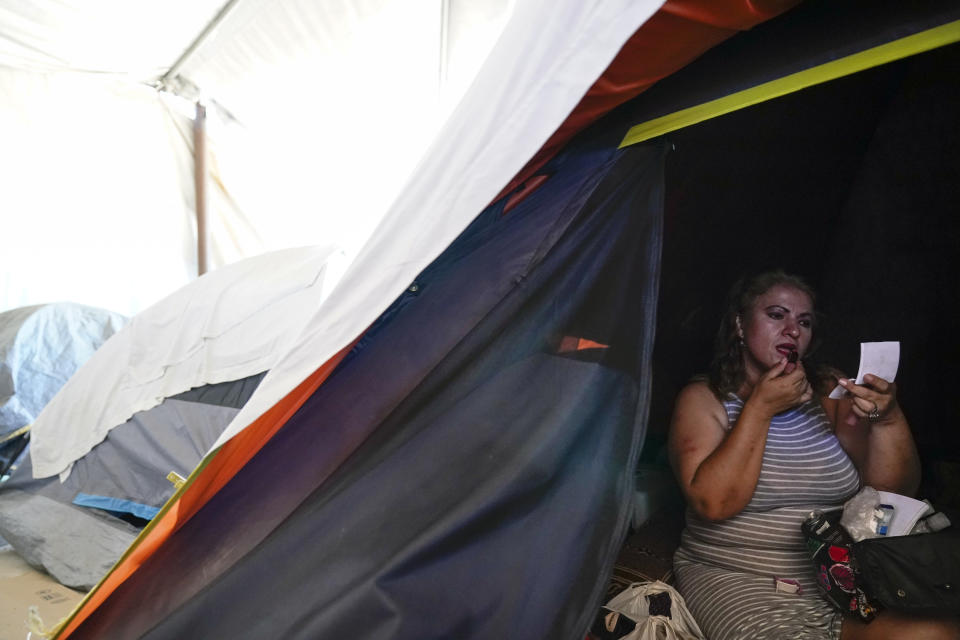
[0,372,263,589]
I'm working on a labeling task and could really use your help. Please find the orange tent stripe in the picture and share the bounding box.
[56,343,355,639]
[494,0,800,202]
[576,338,609,351]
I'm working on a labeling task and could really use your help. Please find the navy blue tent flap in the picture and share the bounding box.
[72,138,666,639]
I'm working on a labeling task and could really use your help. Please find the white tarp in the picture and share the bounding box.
[212,0,666,449]
[30,245,342,478]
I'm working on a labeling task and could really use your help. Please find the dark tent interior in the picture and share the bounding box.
[641,25,960,509]
[586,9,960,623]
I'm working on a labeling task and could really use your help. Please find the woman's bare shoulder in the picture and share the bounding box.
[673,380,728,430]
[676,379,722,403]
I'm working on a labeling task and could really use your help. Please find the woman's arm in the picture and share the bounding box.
[668,360,812,521]
[828,374,921,495]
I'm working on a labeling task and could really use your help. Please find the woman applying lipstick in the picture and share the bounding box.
[667,271,956,639]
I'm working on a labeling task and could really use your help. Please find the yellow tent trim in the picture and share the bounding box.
[0,424,30,445]
[48,447,220,639]
[620,19,960,148]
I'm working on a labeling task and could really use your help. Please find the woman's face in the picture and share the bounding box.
[739,284,814,381]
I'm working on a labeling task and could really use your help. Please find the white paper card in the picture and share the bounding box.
[828,341,900,399]
[876,490,933,536]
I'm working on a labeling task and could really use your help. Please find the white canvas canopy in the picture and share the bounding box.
[0,0,517,316]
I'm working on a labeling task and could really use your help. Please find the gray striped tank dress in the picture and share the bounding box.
[673,395,861,640]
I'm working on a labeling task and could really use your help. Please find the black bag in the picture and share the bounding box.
[852,529,960,615]
[802,509,960,620]
[802,510,880,621]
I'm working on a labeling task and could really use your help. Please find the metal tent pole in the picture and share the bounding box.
[193,101,208,276]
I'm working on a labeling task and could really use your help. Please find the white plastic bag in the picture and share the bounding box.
[840,486,881,541]
[603,581,705,640]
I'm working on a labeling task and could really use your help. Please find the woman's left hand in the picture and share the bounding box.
[837,374,901,425]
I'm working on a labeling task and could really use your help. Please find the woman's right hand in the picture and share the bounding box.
[748,358,812,416]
